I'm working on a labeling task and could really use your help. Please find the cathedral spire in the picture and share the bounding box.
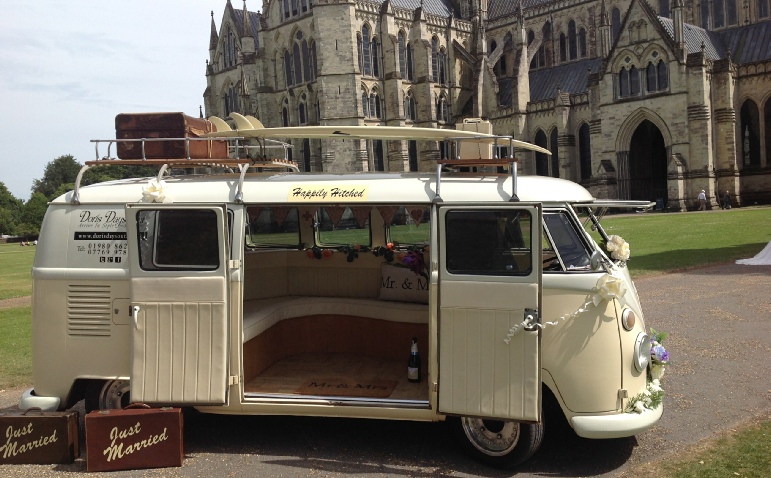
[209,11,219,58]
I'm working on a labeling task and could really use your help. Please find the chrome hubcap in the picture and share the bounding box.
[99,380,130,410]
[461,417,520,456]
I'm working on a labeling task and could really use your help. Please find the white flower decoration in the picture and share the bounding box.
[142,179,168,203]
[606,235,631,262]
[593,273,628,305]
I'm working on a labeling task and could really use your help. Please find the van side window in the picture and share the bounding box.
[445,209,532,275]
[387,206,430,246]
[245,206,300,248]
[136,209,220,271]
[543,211,591,271]
[316,207,371,247]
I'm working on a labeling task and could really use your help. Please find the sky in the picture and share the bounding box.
[0,1,229,201]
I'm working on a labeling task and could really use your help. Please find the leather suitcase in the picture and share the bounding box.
[115,112,228,160]
[0,408,79,464]
[85,404,183,472]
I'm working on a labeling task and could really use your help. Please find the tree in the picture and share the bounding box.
[0,182,23,235]
[16,193,49,237]
[32,155,82,199]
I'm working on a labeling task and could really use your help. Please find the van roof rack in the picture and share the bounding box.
[71,136,298,204]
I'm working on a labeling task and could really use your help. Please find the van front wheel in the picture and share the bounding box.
[451,416,544,469]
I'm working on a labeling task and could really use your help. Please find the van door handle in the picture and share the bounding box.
[131,305,141,329]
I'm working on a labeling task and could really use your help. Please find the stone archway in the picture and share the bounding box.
[628,120,668,203]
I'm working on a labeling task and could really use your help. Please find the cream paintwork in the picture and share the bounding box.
[23,172,659,443]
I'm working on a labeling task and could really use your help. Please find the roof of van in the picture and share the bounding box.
[55,172,595,205]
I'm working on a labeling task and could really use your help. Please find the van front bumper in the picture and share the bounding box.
[19,388,61,412]
[571,404,663,439]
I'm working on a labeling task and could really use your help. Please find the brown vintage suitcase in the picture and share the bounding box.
[115,112,228,160]
[85,404,183,472]
[0,408,79,464]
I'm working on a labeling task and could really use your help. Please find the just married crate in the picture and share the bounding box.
[85,404,183,472]
[0,408,79,464]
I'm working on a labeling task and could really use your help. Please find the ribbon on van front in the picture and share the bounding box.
[503,271,626,344]
[141,179,168,203]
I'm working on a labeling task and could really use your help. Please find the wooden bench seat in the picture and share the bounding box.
[242,296,428,343]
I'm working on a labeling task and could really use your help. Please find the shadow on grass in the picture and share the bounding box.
[630,242,770,277]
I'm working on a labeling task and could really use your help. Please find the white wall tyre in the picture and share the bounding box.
[451,416,544,469]
[84,380,131,412]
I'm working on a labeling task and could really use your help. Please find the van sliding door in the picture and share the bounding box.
[125,204,229,405]
[438,204,542,422]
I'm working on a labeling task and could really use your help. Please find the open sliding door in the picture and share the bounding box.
[125,204,230,405]
[438,204,542,422]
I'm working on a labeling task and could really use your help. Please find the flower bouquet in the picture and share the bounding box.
[649,328,669,380]
[603,235,630,263]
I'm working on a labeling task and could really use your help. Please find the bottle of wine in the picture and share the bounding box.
[408,337,421,383]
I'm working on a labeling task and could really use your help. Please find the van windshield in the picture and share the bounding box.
[543,211,592,272]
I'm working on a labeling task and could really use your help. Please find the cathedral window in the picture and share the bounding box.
[727,0,738,25]
[302,40,311,82]
[559,34,567,63]
[530,23,552,69]
[370,91,381,119]
[438,47,447,85]
[404,91,416,121]
[362,25,372,76]
[283,0,290,20]
[362,91,369,118]
[293,42,302,85]
[406,43,415,81]
[437,94,449,123]
[740,99,761,167]
[291,0,298,16]
[760,0,770,18]
[579,123,592,181]
[299,93,308,125]
[398,31,407,79]
[714,0,725,27]
[701,0,712,28]
[619,67,630,97]
[310,41,318,78]
[646,60,669,92]
[579,28,587,57]
[629,66,640,95]
[282,98,290,126]
[372,39,380,78]
[612,8,621,41]
[284,50,293,87]
[659,0,670,18]
[534,130,549,176]
[568,20,577,60]
[301,0,308,13]
[224,85,239,116]
[432,37,439,81]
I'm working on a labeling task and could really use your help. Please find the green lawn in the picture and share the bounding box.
[0,306,32,388]
[589,207,771,278]
[0,242,35,299]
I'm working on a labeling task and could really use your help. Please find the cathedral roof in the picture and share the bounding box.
[372,0,453,17]
[658,17,724,60]
[528,58,603,102]
[717,20,771,64]
[233,9,261,47]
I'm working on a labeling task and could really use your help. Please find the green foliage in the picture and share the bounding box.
[0,182,23,235]
[32,154,81,199]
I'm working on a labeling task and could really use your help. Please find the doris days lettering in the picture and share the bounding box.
[0,423,58,459]
[289,185,368,202]
[77,210,126,230]
[103,422,168,462]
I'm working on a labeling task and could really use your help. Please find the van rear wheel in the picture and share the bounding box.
[451,416,544,469]
[84,380,131,412]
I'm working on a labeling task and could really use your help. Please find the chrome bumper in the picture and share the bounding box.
[19,388,61,412]
[571,404,663,439]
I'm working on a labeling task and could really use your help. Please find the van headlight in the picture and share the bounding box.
[633,332,651,372]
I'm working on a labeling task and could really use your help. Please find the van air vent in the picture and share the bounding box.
[67,284,111,337]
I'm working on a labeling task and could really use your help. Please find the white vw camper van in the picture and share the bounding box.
[21,114,662,468]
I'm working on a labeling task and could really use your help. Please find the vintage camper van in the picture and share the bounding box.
[21,114,662,468]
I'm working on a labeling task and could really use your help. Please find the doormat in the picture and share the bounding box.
[297,378,396,398]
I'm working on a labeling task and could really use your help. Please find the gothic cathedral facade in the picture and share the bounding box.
[203,0,771,210]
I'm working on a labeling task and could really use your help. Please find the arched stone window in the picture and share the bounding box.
[293,41,302,85]
[369,91,381,119]
[282,98,290,126]
[310,41,318,79]
[740,99,761,166]
[406,42,414,81]
[579,28,587,57]
[619,67,630,97]
[371,38,380,78]
[568,20,577,60]
[659,0,670,17]
[438,47,447,84]
[404,91,416,121]
[760,0,770,18]
[283,0,290,19]
[398,31,407,78]
[437,94,449,123]
[530,22,552,69]
[432,37,439,81]
[362,25,372,76]
[646,60,669,92]
[612,8,621,41]
[362,90,369,118]
[629,66,640,95]
[579,123,592,181]
[284,50,293,87]
[701,0,712,28]
[302,39,311,82]
[298,93,307,125]
[559,34,567,62]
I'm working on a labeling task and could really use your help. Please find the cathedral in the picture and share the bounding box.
[203,0,771,210]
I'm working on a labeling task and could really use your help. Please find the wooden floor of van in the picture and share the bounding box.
[244,353,428,401]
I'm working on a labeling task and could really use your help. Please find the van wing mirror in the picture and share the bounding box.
[589,250,605,271]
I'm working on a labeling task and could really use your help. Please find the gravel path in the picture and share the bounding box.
[0,261,769,477]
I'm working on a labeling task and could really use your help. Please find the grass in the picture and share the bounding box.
[588,207,771,278]
[0,209,770,472]
[0,242,35,299]
[0,306,32,389]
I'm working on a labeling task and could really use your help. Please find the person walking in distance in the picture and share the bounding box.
[722,191,731,209]
[697,190,707,210]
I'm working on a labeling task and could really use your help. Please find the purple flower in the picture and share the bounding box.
[652,344,669,363]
